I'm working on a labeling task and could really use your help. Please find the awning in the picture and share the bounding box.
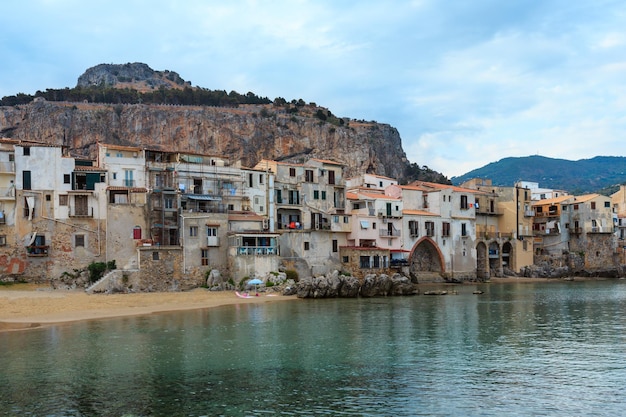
[186,195,222,201]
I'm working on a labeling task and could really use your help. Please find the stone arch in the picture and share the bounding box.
[408,237,445,281]
[489,241,502,277]
[502,241,513,271]
[476,241,488,280]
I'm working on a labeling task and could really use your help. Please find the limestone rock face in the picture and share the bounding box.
[77,62,188,89]
[0,100,410,180]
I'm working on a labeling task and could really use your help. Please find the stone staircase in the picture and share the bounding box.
[85,270,129,294]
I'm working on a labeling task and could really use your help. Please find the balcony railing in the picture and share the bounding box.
[68,206,94,218]
[0,161,15,173]
[379,228,401,237]
[27,245,49,257]
[236,246,278,256]
[207,236,220,247]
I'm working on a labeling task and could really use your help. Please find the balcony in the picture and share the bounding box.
[236,246,278,256]
[68,206,94,218]
[207,236,220,247]
[0,161,15,173]
[379,228,401,237]
[27,245,49,257]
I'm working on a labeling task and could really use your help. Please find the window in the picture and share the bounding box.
[288,190,299,205]
[289,168,296,177]
[360,256,371,269]
[165,198,174,209]
[75,234,85,247]
[342,256,349,263]
[23,147,30,156]
[305,169,314,182]
[605,201,610,208]
[23,171,31,190]
[113,172,117,180]
[124,170,134,187]
[45,194,51,201]
[461,223,468,236]
[201,249,209,266]
[275,189,282,204]
[133,226,142,240]
[313,190,319,200]
[425,221,435,236]
[409,220,419,237]
[152,252,159,260]
[332,239,338,252]
[574,204,579,210]
[373,222,377,230]
[333,215,339,223]
[8,153,14,162]
[259,174,264,184]
[189,226,198,237]
[304,242,310,250]
[373,255,380,268]
[228,204,234,211]
[0,235,6,246]
[321,191,326,200]
[460,195,468,209]
[207,227,218,236]
[591,202,596,210]
[63,174,70,184]
[442,222,450,237]
[328,170,335,185]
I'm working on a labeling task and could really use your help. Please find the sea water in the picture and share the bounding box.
[1,280,625,416]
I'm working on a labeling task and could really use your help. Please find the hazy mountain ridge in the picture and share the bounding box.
[451,155,626,195]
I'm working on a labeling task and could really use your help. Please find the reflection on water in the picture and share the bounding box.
[1,280,625,416]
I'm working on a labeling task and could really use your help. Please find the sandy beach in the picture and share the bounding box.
[0,284,297,332]
[0,277,569,332]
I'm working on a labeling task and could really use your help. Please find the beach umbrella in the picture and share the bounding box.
[247,278,263,294]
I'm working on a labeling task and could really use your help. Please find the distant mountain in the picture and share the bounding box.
[451,155,626,195]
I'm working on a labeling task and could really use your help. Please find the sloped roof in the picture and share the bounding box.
[531,195,574,206]
[402,209,439,217]
[406,181,481,194]
[572,193,602,203]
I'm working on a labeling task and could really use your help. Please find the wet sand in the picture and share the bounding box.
[0,284,296,332]
[0,277,573,332]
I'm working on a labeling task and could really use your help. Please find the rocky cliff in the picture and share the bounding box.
[0,99,410,179]
[0,62,438,180]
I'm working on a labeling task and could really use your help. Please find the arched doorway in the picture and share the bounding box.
[409,237,445,282]
[489,241,502,277]
[502,241,513,271]
[476,241,488,280]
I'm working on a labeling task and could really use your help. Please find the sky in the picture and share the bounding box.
[2,0,625,178]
